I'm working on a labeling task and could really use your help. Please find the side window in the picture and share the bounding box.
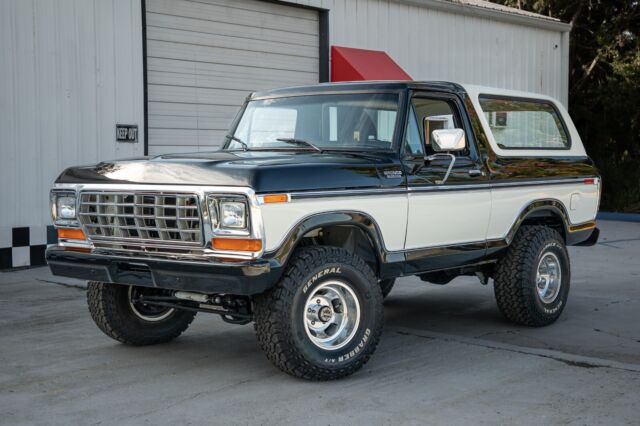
[404,107,423,156]
[479,96,569,149]
[406,97,466,156]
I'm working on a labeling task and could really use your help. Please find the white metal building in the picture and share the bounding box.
[0,0,570,269]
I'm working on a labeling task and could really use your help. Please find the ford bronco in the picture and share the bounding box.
[47,82,601,380]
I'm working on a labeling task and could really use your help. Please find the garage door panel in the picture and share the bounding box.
[147,40,318,73]
[149,115,199,130]
[146,0,319,154]
[146,12,318,47]
[147,58,317,85]
[147,70,317,93]
[148,128,227,146]
[148,101,239,118]
[146,26,318,58]
[148,84,248,106]
[188,0,318,21]
[147,0,318,35]
[148,113,236,130]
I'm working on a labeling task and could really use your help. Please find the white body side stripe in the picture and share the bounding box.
[259,179,600,253]
[260,193,408,252]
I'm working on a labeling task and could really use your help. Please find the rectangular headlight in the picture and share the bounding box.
[220,201,246,229]
[50,191,77,223]
[207,195,249,232]
[57,195,77,219]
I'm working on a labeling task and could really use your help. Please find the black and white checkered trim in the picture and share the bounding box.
[0,226,58,270]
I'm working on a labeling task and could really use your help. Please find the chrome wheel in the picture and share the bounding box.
[536,252,562,304]
[304,280,361,351]
[128,287,175,322]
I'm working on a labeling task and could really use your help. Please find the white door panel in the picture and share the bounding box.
[260,195,409,252]
[405,190,492,249]
[488,182,600,240]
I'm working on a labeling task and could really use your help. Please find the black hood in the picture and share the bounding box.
[56,150,405,193]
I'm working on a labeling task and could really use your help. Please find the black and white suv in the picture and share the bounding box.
[47,81,601,380]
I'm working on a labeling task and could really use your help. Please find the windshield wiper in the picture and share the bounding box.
[276,138,323,153]
[225,134,249,151]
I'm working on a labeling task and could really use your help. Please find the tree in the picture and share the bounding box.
[490,0,640,211]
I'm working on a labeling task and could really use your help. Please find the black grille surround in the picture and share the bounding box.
[77,191,203,247]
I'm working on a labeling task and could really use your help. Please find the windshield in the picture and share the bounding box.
[226,93,400,151]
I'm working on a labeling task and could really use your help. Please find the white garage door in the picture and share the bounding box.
[145,0,320,155]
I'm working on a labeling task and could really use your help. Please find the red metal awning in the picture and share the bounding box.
[330,46,412,82]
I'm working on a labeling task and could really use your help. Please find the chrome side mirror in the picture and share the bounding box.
[424,129,466,185]
[421,129,466,185]
[431,128,466,152]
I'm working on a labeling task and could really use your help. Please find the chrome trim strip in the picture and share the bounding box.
[409,177,592,193]
[288,176,597,199]
[487,176,595,189]
[290,187,406,200]
[53,248,268,269]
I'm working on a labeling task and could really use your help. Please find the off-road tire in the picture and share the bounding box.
[87,282,196,345]
[494,225,570,326]
[380,278,396,298]
[254,246,384,381]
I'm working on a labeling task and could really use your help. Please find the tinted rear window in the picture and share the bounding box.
[479,96,569,149]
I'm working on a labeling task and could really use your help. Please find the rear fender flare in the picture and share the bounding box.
[505,199,571,245]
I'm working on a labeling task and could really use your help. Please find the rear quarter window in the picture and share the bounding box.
[479,96,570,150]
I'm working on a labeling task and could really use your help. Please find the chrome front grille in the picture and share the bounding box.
[78,191,203,246]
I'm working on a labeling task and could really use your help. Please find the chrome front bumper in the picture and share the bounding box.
[46,246,281,295]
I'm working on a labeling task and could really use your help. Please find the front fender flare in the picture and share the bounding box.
[262,211,401,275]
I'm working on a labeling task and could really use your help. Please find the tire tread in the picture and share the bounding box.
[254,246,383,381]
[493,225,569,327]
[87,282,195,346]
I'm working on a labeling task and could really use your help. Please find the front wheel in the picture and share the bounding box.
[493,225,570,326]
[87,282,196,345]
[254,246,384,380]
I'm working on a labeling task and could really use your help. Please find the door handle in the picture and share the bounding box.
[468,169,483,177]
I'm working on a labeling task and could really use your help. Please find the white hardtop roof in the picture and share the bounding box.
[460,84,585,157]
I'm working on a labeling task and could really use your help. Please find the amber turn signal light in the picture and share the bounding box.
[212,238,262,252]
[262,194,289,204]
[57,228,86,240]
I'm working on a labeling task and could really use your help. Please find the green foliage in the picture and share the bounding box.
[490,0,640,212]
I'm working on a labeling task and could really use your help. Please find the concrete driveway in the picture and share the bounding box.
[1,220,638,425]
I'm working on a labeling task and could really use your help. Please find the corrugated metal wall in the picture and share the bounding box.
[0,0,144,229]
[288,0,568,105]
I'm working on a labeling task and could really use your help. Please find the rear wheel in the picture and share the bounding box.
[254,246,384,381]
[493,226,570,326]
[87,282,196,345]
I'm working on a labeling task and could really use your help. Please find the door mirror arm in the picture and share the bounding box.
[426,153,456,185]
[411,153,456,184]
